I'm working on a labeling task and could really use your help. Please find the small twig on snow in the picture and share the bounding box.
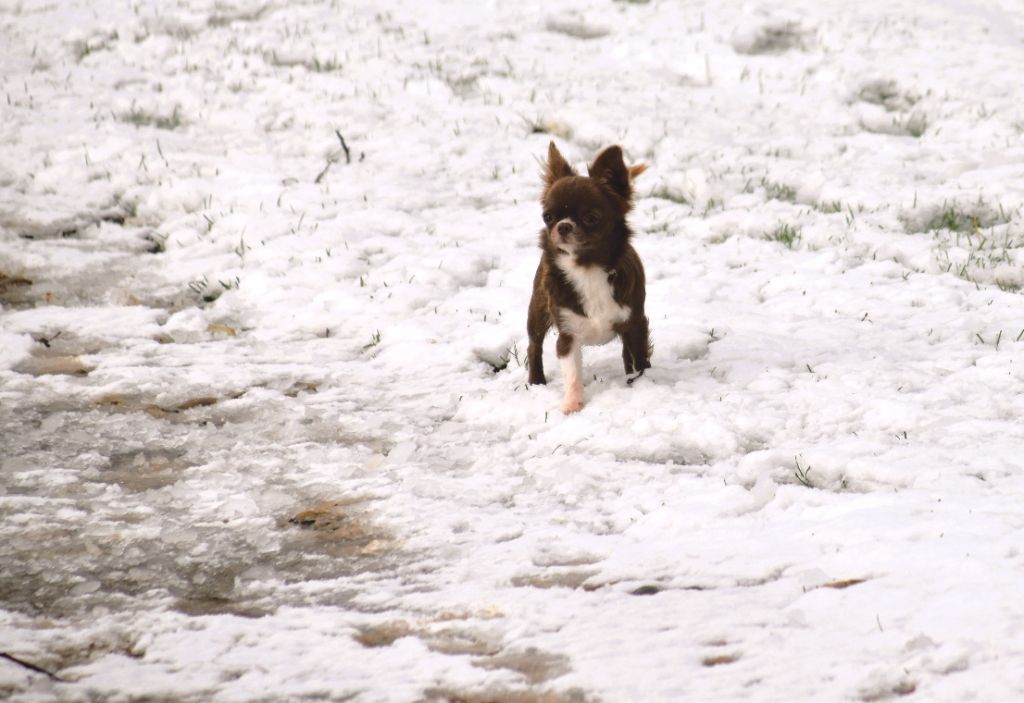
[335,129,351,164]
[155,139,169,168]
[315,130,353,184]
[0,652,64,681]
[314,160,332,184]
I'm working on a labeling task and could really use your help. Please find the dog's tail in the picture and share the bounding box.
[628,164,648,182]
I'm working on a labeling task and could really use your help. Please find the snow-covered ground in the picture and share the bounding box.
[3,0,1024,700]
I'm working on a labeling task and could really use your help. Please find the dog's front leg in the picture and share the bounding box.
[556,333,583,414]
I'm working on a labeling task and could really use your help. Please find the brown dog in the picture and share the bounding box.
[527,142,652,413]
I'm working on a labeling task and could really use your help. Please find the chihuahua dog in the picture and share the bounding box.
[527,142,652,413]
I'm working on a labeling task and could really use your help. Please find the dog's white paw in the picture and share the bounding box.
[561,396,584,414]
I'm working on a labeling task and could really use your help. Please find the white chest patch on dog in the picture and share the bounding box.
[555,254,631,346]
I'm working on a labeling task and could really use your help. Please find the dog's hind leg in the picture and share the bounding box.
[527,288,551,385]
[620,313,652,376]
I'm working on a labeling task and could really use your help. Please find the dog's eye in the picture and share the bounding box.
[542,211,554,225]
[582,211,601,226]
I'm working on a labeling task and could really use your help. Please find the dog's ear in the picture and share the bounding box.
[543,141,576,190]
[588,146,631,203]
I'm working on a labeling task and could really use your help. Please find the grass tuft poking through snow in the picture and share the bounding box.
[118,104,185,131]
[766,222,802,248]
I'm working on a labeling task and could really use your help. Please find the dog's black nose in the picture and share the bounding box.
[557,222,574,237]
